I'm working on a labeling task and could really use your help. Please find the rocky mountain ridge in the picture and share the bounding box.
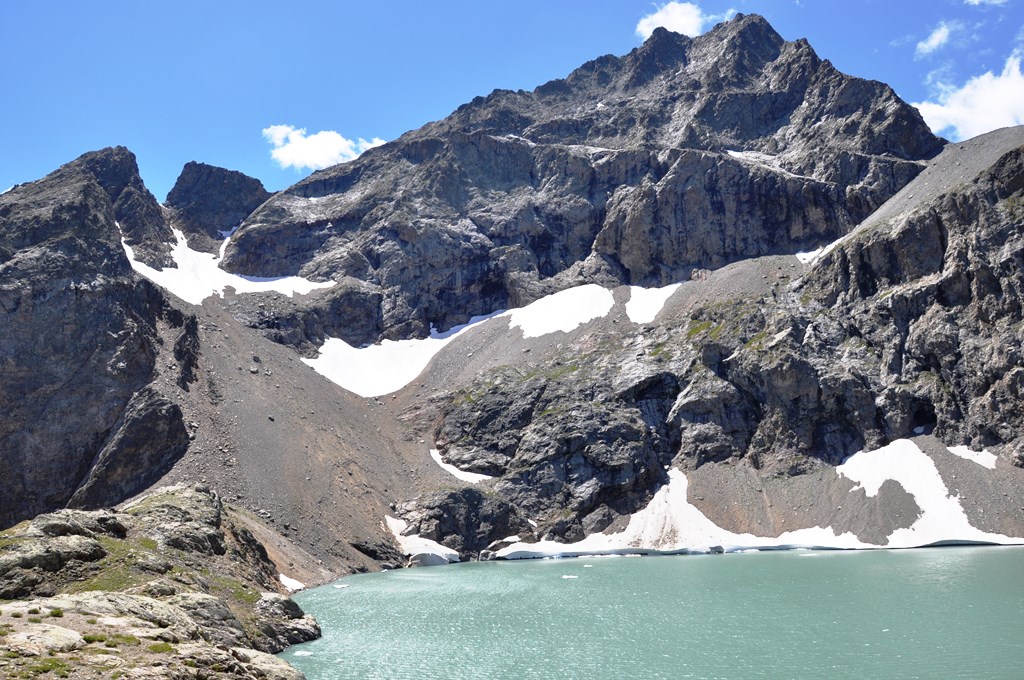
[0,16,1022,676]
[213,13,942,341]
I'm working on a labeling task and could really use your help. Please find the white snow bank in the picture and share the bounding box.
[837,439,1015,547]
[795,248,823,264]
[795,232,849,266]
[122,229,335,305]
[497,469,867,559]
[429,449,493,484]
[506,284,614,338]
[498,439,1022,559]
[279,574,305,592]
[385,516,460,564]
[626,284,681,324]
[948,445,998,469]
[302,312,502,398]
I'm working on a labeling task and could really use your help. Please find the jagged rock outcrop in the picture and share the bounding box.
[0,148,192,528]
[797,125,1024,462]
[0,484,319,677]
[221,13,942,341]
[72,146,175,267]
[165,161,273,254]
[417,127,1023,547]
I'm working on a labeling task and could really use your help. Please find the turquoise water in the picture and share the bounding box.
[281,547,1024,679]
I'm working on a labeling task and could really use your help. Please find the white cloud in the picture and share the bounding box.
[965,0,1008,5]
[262,124,385,171]
[635,2,735,39]
[913,52,1024,140]
[916,21,954,58]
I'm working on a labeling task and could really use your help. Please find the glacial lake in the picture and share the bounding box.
[281,547,1024,679]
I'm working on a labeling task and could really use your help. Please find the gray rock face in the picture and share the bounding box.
[397,488,534,555]
[222,13,941,341]
[798,126,1024,463]
[0,484,321,668]
[165,161,272,254]
[417,127,1024,546]
[0,148,191,528]
[71,146,174,267]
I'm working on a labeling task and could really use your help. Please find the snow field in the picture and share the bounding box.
[506,284,615,338]
[279,573,306,591]
[497,439,1022,559]
[122,229,335,305]
[429,449,493,484]
[625,283,681,323]
[384,516,460,564]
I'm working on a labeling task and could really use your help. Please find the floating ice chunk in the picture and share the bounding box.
[506,284,614,338]
[948,445,998,469]
[429,449,493,484]
[561,575,578,579]
[293,651,313,657]
[332,583,350,589]
[626,283,681,324]
[279,574,305,592]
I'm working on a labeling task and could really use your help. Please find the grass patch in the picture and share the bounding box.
[103,633,140,648]
[25,656,72,677]
[82,633,107,643]
[147,641,175,653]
[210,575,260,606]
[27,607,40,614]
[49,608,63,618]
[28,616,42,623]
[10,611,22,618]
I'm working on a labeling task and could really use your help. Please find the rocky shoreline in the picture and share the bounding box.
[0,485,318,679]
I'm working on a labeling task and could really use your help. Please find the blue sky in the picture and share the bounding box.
[2,1,1021,200]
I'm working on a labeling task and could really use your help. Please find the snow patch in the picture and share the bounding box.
[429,449,494,484]
[795,248,823,264]
[507,284,614,338]
[797,232,849,266]
[302,312,502,398]
[122,229,335,305]
[497,469,867,559]
[837,439,1014,547]
[498,439,1022,560]
[385,516,460,564]
[626,284,681,324]
[279,574,305,592]
[948,445,998,469]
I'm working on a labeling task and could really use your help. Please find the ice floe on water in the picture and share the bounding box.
[507,284,614,338]
[122,229,335,305]
[497,439,1022,559]
[626,283,681,324]
[947,445,998,469]
[429,449,493,484]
